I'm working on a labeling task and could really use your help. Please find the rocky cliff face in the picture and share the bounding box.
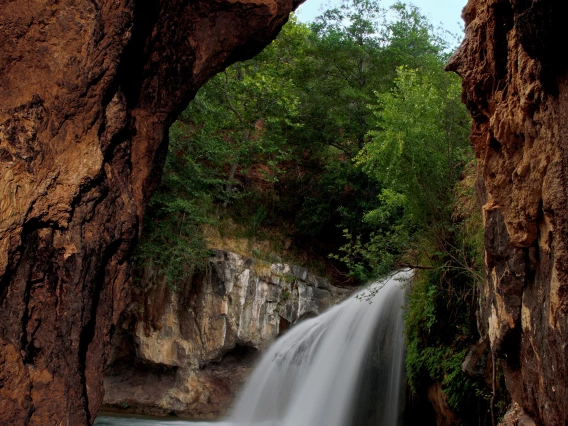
[0,2,301,425]
[448,1,568,424]
[102,250,348,418]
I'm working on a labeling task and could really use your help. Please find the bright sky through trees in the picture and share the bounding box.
[297,0,467,44]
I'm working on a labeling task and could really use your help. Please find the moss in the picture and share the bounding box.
[404,163,507,424]
[280,289,291,301]
[405,268,481,418]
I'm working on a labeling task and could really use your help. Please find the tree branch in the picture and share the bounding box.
[397,263,435,270]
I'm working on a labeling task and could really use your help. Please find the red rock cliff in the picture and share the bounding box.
[448,0,568,424]
[0,1,301,424]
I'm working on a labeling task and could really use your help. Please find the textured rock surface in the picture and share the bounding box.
[102,250,349,418]
[447,0,568,424]
[500,402,537,426]
[0,1,301,425]
[426,383,461,426]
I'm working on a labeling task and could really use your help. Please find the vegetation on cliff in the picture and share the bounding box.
[138,0,504,422]
[139,1,456,281]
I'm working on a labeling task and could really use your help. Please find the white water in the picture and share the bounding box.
[95,270,409,426]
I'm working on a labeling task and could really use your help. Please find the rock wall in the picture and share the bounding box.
[0,1,302,425]
[102,250,349,418]
[448,1,568,424]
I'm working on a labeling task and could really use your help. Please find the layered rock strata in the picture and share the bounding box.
[448,0,568,424]
[103,250,349,418]
[0,1,301,425]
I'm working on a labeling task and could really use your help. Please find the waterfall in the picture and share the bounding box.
[94,270,410,426]
[230,270,410,426]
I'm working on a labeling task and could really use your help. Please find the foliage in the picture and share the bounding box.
[330,189,414,281]
[356,66,470,225]
[401,161,505,424]
[137,0,472,280]
[141,3,453,281]
[273,1,457,281]
[182,21,303,204]
[404,267,479,412]
[336,62,470,280]
[135,124,219,286]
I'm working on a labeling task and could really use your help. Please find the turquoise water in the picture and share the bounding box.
[93,413,223,426]
[93,414,275,426]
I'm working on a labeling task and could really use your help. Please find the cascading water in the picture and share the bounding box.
[94,270,410,426]
[231,270,409,426]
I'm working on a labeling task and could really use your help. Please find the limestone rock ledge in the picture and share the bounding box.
[102,250,349,419]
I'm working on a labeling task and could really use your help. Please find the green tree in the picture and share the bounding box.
[289,1,446,157]
[356,66,470,225]
[297,0,387,156]
[183,26,303,204]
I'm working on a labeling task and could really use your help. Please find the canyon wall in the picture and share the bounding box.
[0,1,301,425]
[102,250,349,418]
[448,0,568,424]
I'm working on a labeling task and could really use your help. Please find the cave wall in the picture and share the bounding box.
[0,1,302,425]
[448,0,568,424]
